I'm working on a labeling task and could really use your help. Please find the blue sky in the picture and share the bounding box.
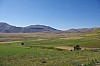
[0,0,100,30]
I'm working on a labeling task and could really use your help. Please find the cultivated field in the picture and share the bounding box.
[0,29,100,66]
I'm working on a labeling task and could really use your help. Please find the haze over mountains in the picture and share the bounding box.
[0,22,99,33]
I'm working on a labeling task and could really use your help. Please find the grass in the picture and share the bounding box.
[22,38,100,48]
[0,44,100,66]
[0,28,100,66]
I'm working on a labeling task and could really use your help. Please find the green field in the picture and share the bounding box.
[0,29,100,66]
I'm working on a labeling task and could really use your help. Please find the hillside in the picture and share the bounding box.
[0,22,60,33]
[65,28,94,33]
[0,22,99,33]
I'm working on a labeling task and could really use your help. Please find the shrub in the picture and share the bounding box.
[21,43,24,45]
[74,45,81,50]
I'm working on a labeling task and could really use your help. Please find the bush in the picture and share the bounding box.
[21,43,24,45]
[74,45,81,50]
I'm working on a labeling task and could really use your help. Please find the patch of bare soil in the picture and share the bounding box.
[55,46,100,51]
[36,39,48,41]
[0,41,22,44]
[55,46,74,50]
[83,47,100,50]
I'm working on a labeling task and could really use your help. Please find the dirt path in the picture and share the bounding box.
[55,46,100,50]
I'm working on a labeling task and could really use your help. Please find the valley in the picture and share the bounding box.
[0,28,100,66]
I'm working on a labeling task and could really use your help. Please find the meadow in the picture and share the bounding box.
[0,29,100,66]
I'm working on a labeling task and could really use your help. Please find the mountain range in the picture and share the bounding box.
[0,22,99,33]
[0,22,60,33]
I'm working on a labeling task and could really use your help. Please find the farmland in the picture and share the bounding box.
[0,29,100,66]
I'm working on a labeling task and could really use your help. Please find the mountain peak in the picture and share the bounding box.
[0,22,9,25]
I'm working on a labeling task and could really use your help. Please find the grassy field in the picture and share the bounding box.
[0,29,100,66]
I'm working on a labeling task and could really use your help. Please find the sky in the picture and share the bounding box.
[0,0,100,30]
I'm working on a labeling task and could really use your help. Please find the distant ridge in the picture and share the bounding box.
[0,22,99,33]
[0,22,60,33]
[65,28,94,33]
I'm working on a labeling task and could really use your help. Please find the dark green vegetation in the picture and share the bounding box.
[74,45,81,50]
[0,28,100,66]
